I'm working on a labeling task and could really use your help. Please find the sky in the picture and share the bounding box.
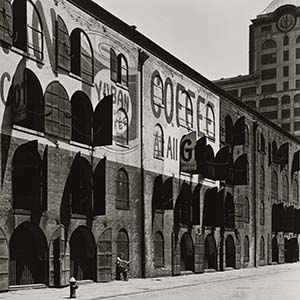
[95,0,273,81]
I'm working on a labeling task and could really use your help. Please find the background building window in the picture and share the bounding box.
[154,231,164,268]
[283,66,289,77]
[244,197,250,223]
[271,171,278,203]
[261,84,277,94]
[261,68,277,80]
[283,35,289,46]
[262,39,276,49]
[178,91,193,129]
[261,53,276,65]
[293,179,298,204]
[116,169,129,209]
[260,201,265,225]
[283,50,289,61]
[118,54,128,87]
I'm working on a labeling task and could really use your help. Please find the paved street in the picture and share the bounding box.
[1,263,300,300]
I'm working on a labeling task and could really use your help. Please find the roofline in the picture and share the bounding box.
[67,0,300,146]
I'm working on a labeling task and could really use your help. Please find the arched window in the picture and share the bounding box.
[118,54,128,87]
[56,16,71,71]
[205,104,215,140]
[244,236,249,263]
[71,29,94,83]
[296,35,300,44]
[13,0,44,60]
[110,48,118,82]
[244,197,250,223]
[260,201,265,225]
[116,169,129,209]
[45,82,71,139]
[259,167,265,199]
[271,171,278,203]
[116,229,129,261]
[293,179,299,204]
[153,124,164,159]
[178,91,193,129]
[260,236,265,261]
[152,75,164,108]
[115,108,129,146]
[262,39,276,50]
[154,231,164,268]
[71,91,93,145]
[283,175,289,204]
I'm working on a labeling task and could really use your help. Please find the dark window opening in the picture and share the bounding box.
[261,68,276,80]
[71,28,93,83]
[262,39,276,49]
[154,231,164,268]
[0,0,13,46]
[116,168,129,209]
[116,230,129,261]
[261,53,276,65]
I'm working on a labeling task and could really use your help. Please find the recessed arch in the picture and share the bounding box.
[204,234,217,270]
[180,232,194,271]
[225,235,236,268]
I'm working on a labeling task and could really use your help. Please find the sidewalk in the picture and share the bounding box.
[1,263,299,300]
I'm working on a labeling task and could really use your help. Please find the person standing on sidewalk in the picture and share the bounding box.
[116,253,130,281]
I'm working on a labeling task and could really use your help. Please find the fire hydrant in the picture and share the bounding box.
[69,277,78,298]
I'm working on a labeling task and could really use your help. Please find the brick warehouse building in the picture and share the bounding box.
[0,0,298,292]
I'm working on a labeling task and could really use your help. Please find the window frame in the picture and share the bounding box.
[153,124,164,160]
[205,104,215,140]
[116,168,129,210]
[154,231,164,268]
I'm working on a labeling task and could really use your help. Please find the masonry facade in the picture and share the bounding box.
[0,0,298,292]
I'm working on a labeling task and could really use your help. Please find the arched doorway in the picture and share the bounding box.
[204,234,217,270]
[180,233,194,271]
[272,237,279,263]
[225,235,236,268]
[9,222,48,286]
[70,226,96,281]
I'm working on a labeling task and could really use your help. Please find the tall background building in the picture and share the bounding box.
[215,0,300,140]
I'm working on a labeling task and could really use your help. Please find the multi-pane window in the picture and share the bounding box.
[71,29,94,83]
[282,95,290,105]
[293,179,299,204]
[118,54,128,87]
[296,64,300,75]
[261,53,276,65]
[283,82,289,91]
[282,109,290,118]
[260,201,265,225]
[178,91,193,129]
[13,0,43,60]
[261,68,276,80]
[261,111,277,120]
[283,50,289,61]
[297,35,300,43]
[241,86,256,96]
[244,197,250,223]
[261,39,276,49]
[296,80,300,89]
[271,171,278,203]
[116,169,129,209]
[282,123,290,131]
[154,231,164,268]
[45,82,71,139]
[153,124,164,159]
[244,236,249,263]
[261,84,277,94]
[283,35,289,46]
[295,94,300,104]
[152,75,164,107]
[115,109,129,146]
[205,105,215,140]
[56,16,71,71]
[296,48,300,59]
[283,175,289,204]
[283,66,289,77]
[260,98,277,107]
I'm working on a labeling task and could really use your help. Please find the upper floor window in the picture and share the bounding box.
[271,171,278,202]
[45,82,71,140]
[178,91,193,129]
[71,28,93,83]
[293,179,299,204]
[244,197,250,223]
[114,108,128,146]
[0,0,13,46]
[262,39,276,50]
[260,201,265,225]
[283,175,289,204]
[110,49,128,87]
[260,133,265,152]
[116,169,129,209]
[205,104,215,140]
[283,35,289,46]
[13,0,43,60]
[260,166,265,190]
[152,74,164,108]
[296,35,300,44]
[153,124,164,159]
[245,125,249,145]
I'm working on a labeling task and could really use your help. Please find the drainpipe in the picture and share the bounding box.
[138,49,149,278]
[253,122,258,267]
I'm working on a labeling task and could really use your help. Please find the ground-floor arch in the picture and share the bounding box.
[284,238,299,263]
[9,222,48,286]
[70,226,96,281]
[204,234,217,270]
[180,232,194,271]
[225,235,236,268]
[272,237,279,263]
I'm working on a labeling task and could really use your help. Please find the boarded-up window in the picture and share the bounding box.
[56,16,71,71]
[154,231,164,268]
[0,0,13,45]
[45,82,71,140]
[116,169,129,209]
